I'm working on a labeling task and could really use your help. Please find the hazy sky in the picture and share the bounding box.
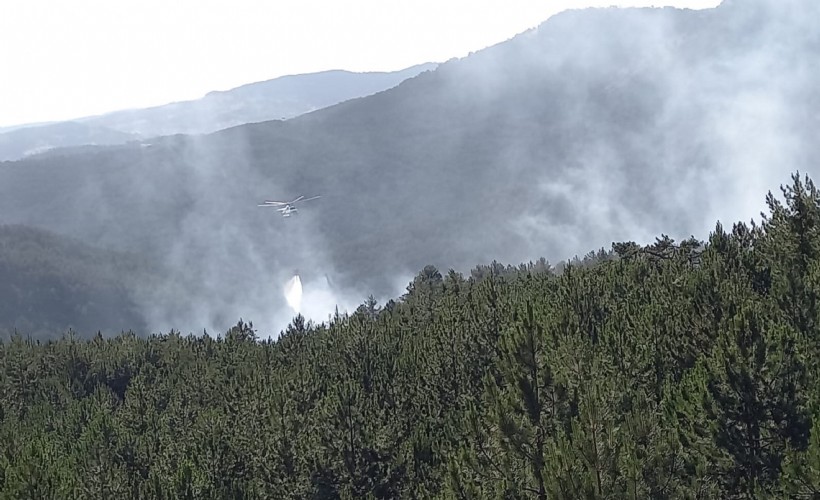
[1,0,720,127]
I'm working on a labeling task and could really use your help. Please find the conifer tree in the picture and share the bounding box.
[704,298,811,496]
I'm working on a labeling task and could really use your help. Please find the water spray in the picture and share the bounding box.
[283,274,303,314]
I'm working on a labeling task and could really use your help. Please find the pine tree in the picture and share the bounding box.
[704,298,811,496]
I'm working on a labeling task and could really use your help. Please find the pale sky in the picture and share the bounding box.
[0,0,720,128]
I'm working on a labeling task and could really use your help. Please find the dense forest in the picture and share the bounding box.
[2,173,820,498]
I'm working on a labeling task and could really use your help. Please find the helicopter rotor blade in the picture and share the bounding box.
[292,195,321,204]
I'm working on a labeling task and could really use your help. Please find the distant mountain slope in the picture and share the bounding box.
[0,121,138,161]
[0,63,437,162]
[80,63,439,137]
[0,0,816,336]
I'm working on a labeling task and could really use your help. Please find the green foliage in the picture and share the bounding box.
[1,173,819,497]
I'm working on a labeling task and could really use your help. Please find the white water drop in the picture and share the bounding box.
[283,274,303,314]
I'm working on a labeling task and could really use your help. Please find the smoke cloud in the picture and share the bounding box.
[2,0,818,340]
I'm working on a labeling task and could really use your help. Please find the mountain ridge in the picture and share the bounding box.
[0,63,438,161]
[78,62,439,136]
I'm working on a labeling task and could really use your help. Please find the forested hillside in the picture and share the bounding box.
[0,225,168,338]
[2,174,819,498]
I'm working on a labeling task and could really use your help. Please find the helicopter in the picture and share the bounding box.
[258,195,320,217]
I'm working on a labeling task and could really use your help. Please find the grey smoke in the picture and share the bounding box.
[1,0,817,339]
